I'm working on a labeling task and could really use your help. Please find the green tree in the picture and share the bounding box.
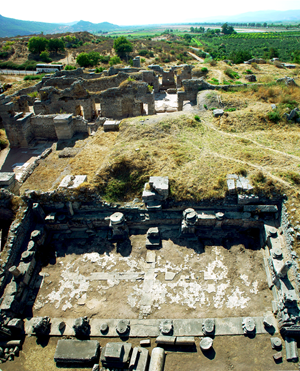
[76,52,91,67]
[221,23,236,35]
[39,51,52,63]
[88,51,100,66]
[76,51,101,67]
[47,38,65,54]
[184,34,192,43]
[28,36,48,54]
[113,36,132,59]
[229,50,252,64]
[109,56,121,66]
[269,47,279,59]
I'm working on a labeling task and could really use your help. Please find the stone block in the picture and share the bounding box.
[54,339,100,364]
[59,175,87,189]
[149,176,169,199]
[142,186,157,203]
[238,194,259,205]
[273,352,282,362]
[146,227,161,248]
[285,337,298,362]
[0,172,15,188]
[103,120,120,132]
[140,339,151,347]
[129,346,148,371]
[0,295,18,312]
[175,337,195,346]
[53,114,74,140]
[146,250,156,263]
[155,336,176,345]
[213,109,224,117]
[165,272,176,281]
[227,178,235,193]
[100,342,132,368]
[270,337,282,349]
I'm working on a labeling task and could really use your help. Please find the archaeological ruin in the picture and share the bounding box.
[0,62,300,370]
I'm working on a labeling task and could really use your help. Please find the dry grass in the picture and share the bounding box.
[0,129,8,149]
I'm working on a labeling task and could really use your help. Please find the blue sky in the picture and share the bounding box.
[1,0,300,25]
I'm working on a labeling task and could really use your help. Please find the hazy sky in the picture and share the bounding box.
[1,0,300,25]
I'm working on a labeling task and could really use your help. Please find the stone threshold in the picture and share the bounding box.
[25,315,278,337]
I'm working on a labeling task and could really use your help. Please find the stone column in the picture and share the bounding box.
[109,212,128,239]
[181,208,198,235]
[148,347,165,371]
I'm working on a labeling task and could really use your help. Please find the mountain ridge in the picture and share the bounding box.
[0,15,120,38]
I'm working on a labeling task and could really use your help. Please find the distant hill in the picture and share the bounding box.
[0,15,120,38]
[187,9,300,23]
[0,14,68,37]
[68,20,121,33]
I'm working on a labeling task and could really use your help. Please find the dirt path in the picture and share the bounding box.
[202,112,300,161]
[188,51,204,62]
[216,69,223,84]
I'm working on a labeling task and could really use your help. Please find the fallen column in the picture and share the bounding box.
[148,347,165,371]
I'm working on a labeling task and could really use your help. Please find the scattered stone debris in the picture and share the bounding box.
[284,108,300,122]
[245,74,256,82]
[59,175,87,189]
[244,58,266,64]
[277,76,298,87]
[58,147,80,158]
[213,109,224,117]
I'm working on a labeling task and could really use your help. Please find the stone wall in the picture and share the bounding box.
[34,82,96,121]
[30,114,57,140]
[98,81,155,119]
[84,72,129,93]
[174,65,193,88]
[43,77,80,90]
[0,205,33,295]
